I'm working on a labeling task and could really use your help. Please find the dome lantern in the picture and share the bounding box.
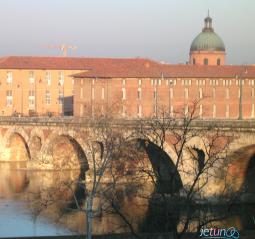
[203,11,213,32]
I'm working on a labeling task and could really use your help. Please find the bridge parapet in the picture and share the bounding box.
[0,117,254,131]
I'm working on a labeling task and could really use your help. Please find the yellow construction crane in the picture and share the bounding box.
[45,44,77,57]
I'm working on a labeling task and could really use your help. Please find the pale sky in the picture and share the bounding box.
[0,0,254,65]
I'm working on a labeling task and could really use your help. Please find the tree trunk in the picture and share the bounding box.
[86,195,93,239]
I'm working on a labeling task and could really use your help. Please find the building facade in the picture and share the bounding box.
[71,14,255,120]
[0,56,93,116]
[72,65,255,119]
[0,15,254,119]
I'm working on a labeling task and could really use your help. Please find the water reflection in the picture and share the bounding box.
[0,162,255,237]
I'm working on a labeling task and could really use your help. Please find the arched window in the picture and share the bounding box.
[193,58,196,65]
[217,58,221,66]
[204,58,208,65]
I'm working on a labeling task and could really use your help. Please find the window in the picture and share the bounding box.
[7,71,12,84]
[252,89,254,99]
[213,104,216,118]
[212,88,216,99]
[91,105,94,117]
[28,90,35,108]
[199,105,203,118]
[153,105,157,116]
[252,104,255,118]
[138,79,142,86]
[137,105,142,117]
[122,79,126,86]
[92,88,95,100]
[46,71,51,85]
[217,58,221,66]
[167,79,175,86]
[29,71,35,84]
[58,71,64,86]
[193,58,196,65]
[102,87,105,100]
[122,105,126,117]
[138,88,142,100]
[184,105,189,116]
[122,88,126,100]
[204,58,208,65]
[153,89,157,100]
[80,104,83,116]
[80,88,83,99]
[198,79,206,86]
[199,88,203,99]
[184,88,189,99]
[170,88,173,99]
[58,90,64,104]
[101,105,104,115]
[6,90,12,107]
[29,90,35,97]
[170,105,174,116]
[45,90,51,105]
[226,88,229,99]
[226,105,230,118]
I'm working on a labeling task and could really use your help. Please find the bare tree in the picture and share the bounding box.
[25,101,244,239]
[117,100,240,239]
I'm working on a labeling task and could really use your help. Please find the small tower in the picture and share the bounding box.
[189,13,226,66]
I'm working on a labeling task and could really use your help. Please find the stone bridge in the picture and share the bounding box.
[0,117,255,197]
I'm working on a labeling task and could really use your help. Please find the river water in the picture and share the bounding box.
[0,161,255,237]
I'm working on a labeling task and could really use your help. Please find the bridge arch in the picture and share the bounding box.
[3,127,31,162]
[227,144,255,195]
[42,133,88,170]
[121,138,183,195]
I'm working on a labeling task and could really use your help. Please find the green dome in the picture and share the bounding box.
[190,31,225,52]
[190,14,225,52]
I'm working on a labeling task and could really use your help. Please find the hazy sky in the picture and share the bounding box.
[0,0,254,64]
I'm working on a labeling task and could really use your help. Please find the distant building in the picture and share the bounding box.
[0,14,254,120]
[0,56,89,116]
[72,15,255,120]
[72,63,255,119]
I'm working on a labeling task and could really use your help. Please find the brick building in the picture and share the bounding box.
[72,63,255,119]
[0,14,254,119]
[72,15,255,120]
[0,56,90,116]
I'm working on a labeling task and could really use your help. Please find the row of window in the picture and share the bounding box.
[119,88,253,100]
[105,78,255,87]
[85,103,255,119]
[128,103,255,118]
[192,58,221,66]
[81,87,255,101]
[5,71,65,85]
[5,90,64,107]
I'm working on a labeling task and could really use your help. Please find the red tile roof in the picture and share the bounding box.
[0,56,255,78]
[0,56,159,71]
[73,64,255,79]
